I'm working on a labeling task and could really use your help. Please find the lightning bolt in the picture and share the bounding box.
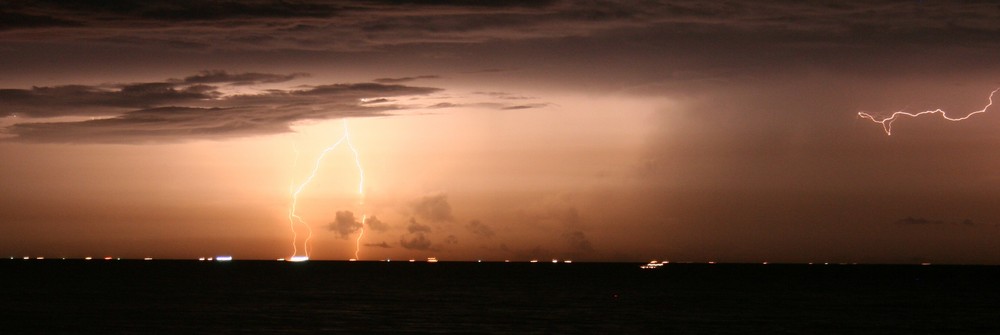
[355,216,366,260]
[287,119,368,261]
[344,124,367,260]
[858,88,999,135]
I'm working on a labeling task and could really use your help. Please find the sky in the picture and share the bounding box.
[2,1,1000,263]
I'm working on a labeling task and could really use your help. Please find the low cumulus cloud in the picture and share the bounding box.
[465,220,495,238]
[517,196,598,255]
[400,233,433,251]
[399,217,435,250]
[563,231,595,253]
[1,71,442,143]
[365,215,390,232]
[364,241,392,248]
[328,210,363,239]
[519,201,584,229]
[412,194,454,223]
[407,218,432,233]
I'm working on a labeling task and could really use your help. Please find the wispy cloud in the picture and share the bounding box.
[373,75,440,84]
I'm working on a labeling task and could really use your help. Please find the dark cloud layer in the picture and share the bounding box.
[179,70,307,86]
[1,83,217,116]
[896,217,975,226]
[2,1,998,52]
[1,71,441,143]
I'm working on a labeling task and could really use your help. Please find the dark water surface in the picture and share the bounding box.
[2,260,999,334]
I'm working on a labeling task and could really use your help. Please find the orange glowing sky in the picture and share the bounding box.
[2,1,1000,263]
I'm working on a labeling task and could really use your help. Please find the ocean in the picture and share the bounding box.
[2,260,999,334]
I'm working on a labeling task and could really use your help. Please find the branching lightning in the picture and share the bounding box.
[858,88,999,135]
[287,119,368,261]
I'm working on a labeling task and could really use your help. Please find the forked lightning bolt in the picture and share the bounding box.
[287,119,367,261]
[858,88,999,135]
